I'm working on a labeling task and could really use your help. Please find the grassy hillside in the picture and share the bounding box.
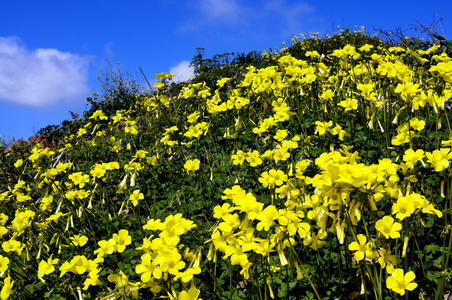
[0,30,451,299]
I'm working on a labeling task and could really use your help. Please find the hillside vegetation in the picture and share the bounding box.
[0,31,451,299]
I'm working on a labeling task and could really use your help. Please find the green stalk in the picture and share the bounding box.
[372,264,382,300]
[435,171,452,300]
[412,222,426,278]
[289,246,321,300]
[378,265,383,299]
[360,266,368,300]
[229,263,233,300]
[346,210,380,298]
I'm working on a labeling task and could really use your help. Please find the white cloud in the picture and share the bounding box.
[179,0,321,41]
[261,0,318,38]
[0,37,90,108]
[169,60,194,82]
[178,0,242,30]
[199,0,241,22]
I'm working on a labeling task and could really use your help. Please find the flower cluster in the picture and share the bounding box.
[0,30,450,299]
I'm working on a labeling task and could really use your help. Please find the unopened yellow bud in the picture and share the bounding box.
[294,260,303,280]
[277,247,288,266]
[368,195,377,211]
[130,172,136,187]
[266,277,275,299]
[119,174,128,189]
[402,236,409,258]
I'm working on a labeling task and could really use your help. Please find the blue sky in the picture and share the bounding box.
[0,0,451,144]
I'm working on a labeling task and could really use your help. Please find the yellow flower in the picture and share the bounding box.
[394,82,420,101]
[70,255,89,275]
[130,190,144,206]
[245,150,262,167]
[231,150,247,165]
[224,244,249,267]
[0,192,8,202]
[0,214,7,226]
[89,109,108,121]
[13,159,23,168]
[402,148,425,168]
[295,160,310,179]
[68,172,90,188]
[258,169,287,188]
[409,117,425,131]
[60,255,101,279]
[155,72,174,80]
[187,111,200,124]
[135,253,154,283]
[184,122,209,139]
[378,248,396,272]
[143,219,163,231]
[15,192,31,203]
[108,270,129,289]
[359,44,374,52]
[113,229,132,253]
[184,159,200,172]
[0,255,9,273]
[425,148,452,172]
[38,256,59,279]
[315,120,333,136]
[375,216,402,239]
[94,239,116,257]
[40,195,54,211]
[412,93,427,110]
[90,163,108,178]
[0,276,14,300]
[272,147,290,162]
[2,239,21,254]
[178,284,201,300]
[45,212,68,224]
[83,270,102,290]
[258,171,274,188]
[303,230,327,250]
[306,50,321,58]
[256,205,279,231]
[330,124,346,140]
[77,128,87,137]
[217,214,240,233]
[217,77,230,87]
[213,203,232,219]
[133,150,149,159]
[442,138,452,147]
[338,98,358,111]
[159,214,196,245]
[11,209,35,234]
[386,269,417,295]
[228,190,263,220]
[274,129,289,141]
[357,83,377,101]
[174,267,202,283]
[392,196,416,220]
[147,155,158,165]
[348,234,376,262]
[319,89,334,101]
[157,248,185,275]
[70,235,89,247]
